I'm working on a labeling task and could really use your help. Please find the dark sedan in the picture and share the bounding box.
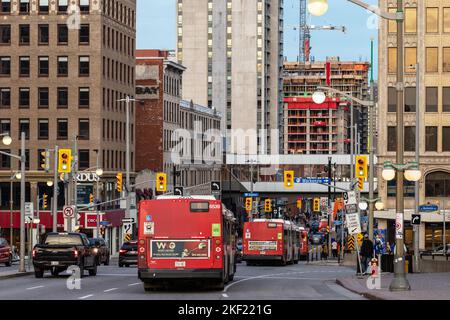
[119,241,138,267]
[89,238,110,266]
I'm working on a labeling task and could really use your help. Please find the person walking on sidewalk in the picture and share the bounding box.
[321,243,328,260]
[332,239,338,258]
[360,234,374,274]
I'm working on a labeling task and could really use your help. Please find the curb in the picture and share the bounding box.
[0,271,33,280]
[335,278,385,300]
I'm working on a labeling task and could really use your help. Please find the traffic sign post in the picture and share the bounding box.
[63,205,76,232]
[346,212,363,275]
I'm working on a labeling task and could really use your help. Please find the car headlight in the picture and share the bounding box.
[93,248,98,254]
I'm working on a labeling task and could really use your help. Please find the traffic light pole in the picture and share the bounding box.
[53,145,59,232]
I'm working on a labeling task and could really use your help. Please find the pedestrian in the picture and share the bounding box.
[332,239,338,258]
[385,242,392,254]
[360,234,374,274]
[321,243,328,260]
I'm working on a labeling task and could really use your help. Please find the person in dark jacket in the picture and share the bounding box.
[360,234,374,274]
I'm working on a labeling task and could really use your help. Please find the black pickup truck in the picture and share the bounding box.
[32,232,99,278]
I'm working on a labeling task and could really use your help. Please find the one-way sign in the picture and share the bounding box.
[174,187,184,196]
[412,214,421,225]
[211,181,221,193]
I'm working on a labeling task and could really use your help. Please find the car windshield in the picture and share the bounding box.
[121,242,137,250]
[88,238,99,245]
[44,234,83,245]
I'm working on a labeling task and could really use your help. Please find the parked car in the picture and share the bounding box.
[88,238,110,266]
[32,232,99,278]
[0,238,12,266]
[236,240,243,263]
[119,241,138,267]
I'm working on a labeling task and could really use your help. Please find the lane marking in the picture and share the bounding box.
[222,293,229,298]
[224,271,306,293]
[98,274,137,277]
[128,283,141,286]
[103,288,118,292]
[26,286,44,290]
[78,294,94,300]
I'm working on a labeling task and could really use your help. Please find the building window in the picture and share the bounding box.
[57,56,68,76]
[58,24,68,44]
[57,87,68,108]
[425,171,450,197]
[444,127,450,152]
[38,119,49,140]
[19,56,30,76]
[80,0,90,12]
[38,87,49,108]
[388,48,397,73]
[19,119,29,139]
[425,126,438,152]
[39,0,49,13]
[444,48,450,72]
[0,87,10,108]
[404,7,417,33]
[0,149,10,169]
[0,25,11,44]
[405,47,417,72]
[0,119,10,136]
[79,88,90,108]
[444,8,450,33]
[404,126,415,152]
[79,24,90,44]
[1,0,11,13]
[387,180,415,197]
[388,87,396,112]
[78,150,90,170]
[58,0,68,12]
[19,88,29,108]
[0,56,10,75]
[38,24,49,44]
[426,87,438,112]
[444,87,450,112]
[426,47,438,72]
[38,56,49,77]
[19,25,30,44]
[405,87,416,112]
[387,126,396,152]
[78,119,89,140]
[57,118,68,140]
[426,7,439,33]
[79,56,90,76]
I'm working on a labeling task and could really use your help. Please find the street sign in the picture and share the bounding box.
[122,222,133,242]
[396,212,404,239]
[211,181,221,193]
[345,204,358,214]
[122,218,135,224]
[244,192,259,197]
[419,204,438,212]
[346,213,361,235]
[63,205,75,218]
[100,221,110,226]
[294,178,331,184]
[25,202,34,219]
[174,187,184,196]
[412,214,421,225]
[343,191,357,205]
[85,213,103,229]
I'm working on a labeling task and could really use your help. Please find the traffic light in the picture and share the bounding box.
[284,170,295,189]
[358,177,364,191]
[40,150,50,173]
[355,155,368,179]
[313,198,320,212]
[89,193,94,205]
[245,197,252,211]
[42,194,48,210]
[297,198,302,209]
[156,172,167,193]
[264,199,272,213]
[58,149,72,173]
[116,172,123,193]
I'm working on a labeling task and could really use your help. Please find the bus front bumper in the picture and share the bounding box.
[138,268,223,280]
[243,254,282,261]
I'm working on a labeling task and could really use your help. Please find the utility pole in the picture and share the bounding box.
[19,131,26,272]
[350,102,355,191]
[53,145,59,232]
[328,157,332,256]
[413,63,420,272]
[368,38,375,242]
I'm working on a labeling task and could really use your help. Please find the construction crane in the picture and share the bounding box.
[295,0,346,62]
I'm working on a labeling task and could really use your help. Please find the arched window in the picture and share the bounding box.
[425,171,450,197]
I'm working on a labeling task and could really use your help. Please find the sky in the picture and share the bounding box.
[136,0,378,77]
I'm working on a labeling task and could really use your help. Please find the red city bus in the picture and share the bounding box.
[137,196,237,291]
[242,219,299,266]
[299,227,309,260]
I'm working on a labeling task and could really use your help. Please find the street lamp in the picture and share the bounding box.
[1,134,12,146]
[307,0,328,16]
[46,181,53,187]
[375,201,384,211]
[312,91,326,104]
[382,161,421,182]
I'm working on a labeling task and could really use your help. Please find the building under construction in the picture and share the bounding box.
[283,58,370,155]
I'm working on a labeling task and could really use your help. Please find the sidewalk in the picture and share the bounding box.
[0,266,33,280]
[337,272,450,300]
